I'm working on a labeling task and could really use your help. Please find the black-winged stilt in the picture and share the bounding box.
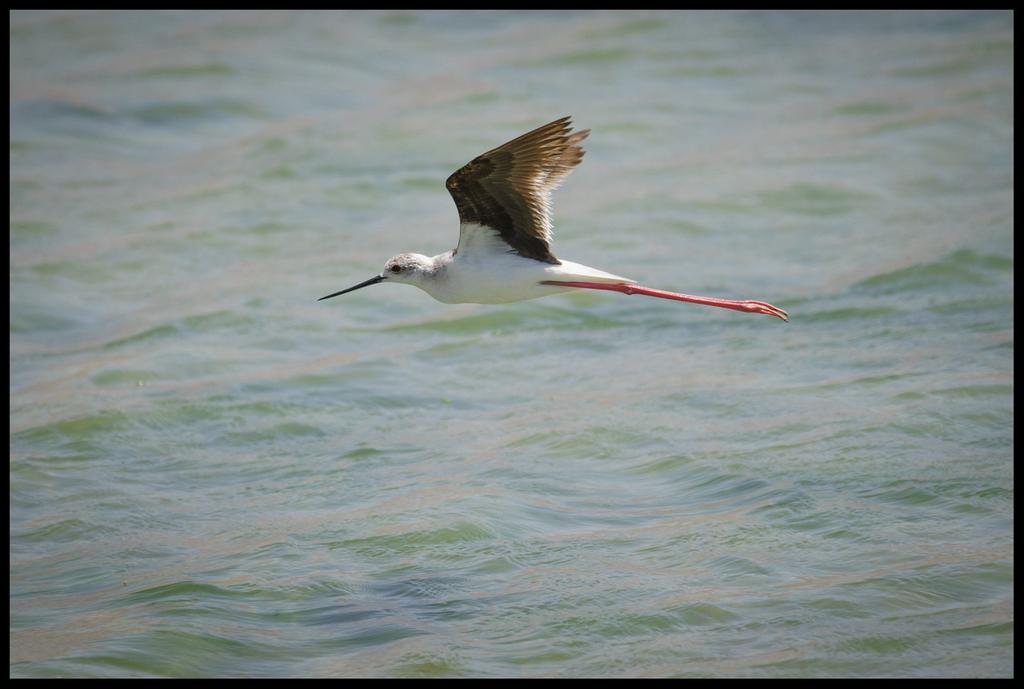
[320,116,788,322]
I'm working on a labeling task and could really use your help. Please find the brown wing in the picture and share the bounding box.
[446,116,590,265]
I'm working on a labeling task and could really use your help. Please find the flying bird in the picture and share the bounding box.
[320,116,788,322]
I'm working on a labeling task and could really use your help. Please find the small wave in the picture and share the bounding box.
[129,98,264,126]
[756,183,875,217]
[852,248,1011,296]
[137,63,235,79]
[11,96,113,123]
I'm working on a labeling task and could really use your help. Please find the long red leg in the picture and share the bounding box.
[540,281,789,322]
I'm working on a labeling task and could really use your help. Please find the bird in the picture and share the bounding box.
[319,116,788,322]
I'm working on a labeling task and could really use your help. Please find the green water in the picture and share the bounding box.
[10,10,1013,678]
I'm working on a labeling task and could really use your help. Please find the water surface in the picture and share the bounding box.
[10,10,1013,678]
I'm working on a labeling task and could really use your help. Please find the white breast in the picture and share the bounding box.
[418,250,634,304]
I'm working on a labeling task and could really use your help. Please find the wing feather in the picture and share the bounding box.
[446,116,589,264]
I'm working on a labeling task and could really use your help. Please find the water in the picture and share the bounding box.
[9,10,1013,678]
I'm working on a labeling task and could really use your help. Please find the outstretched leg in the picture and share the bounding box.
[540,281,789,322]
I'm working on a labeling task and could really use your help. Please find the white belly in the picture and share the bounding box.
[419,252,634,304]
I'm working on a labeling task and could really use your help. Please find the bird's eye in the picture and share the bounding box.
[390,265,402,273]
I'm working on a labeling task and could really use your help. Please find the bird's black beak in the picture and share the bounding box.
[318,274,387,301]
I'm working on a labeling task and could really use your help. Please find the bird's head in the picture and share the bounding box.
[318,252,434,301]
[382,253,433,285]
